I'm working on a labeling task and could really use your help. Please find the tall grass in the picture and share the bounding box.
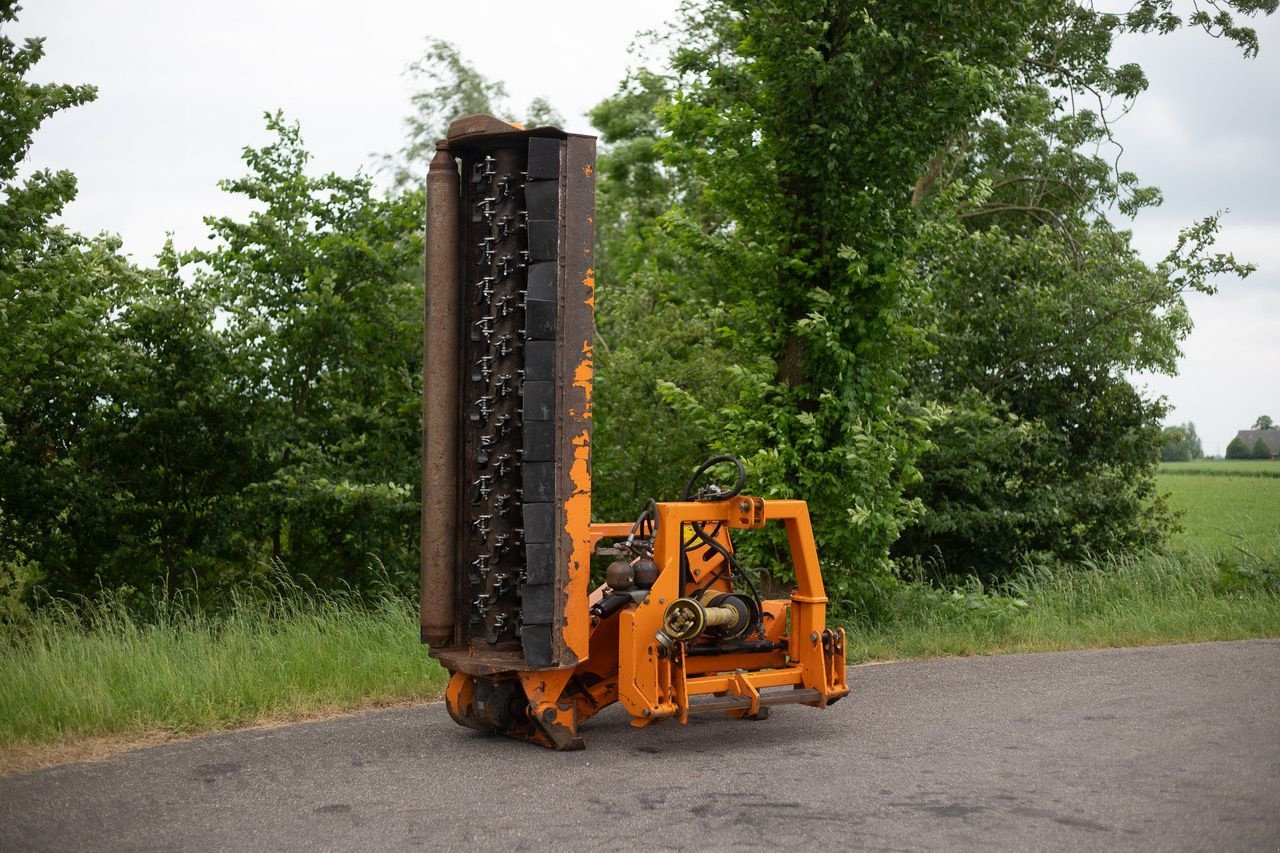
[843,547,1280,661]
[0,582,446,750]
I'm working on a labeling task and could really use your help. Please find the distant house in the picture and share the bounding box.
[1234,429,1280,459]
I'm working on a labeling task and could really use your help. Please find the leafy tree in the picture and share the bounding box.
[383,39,562,188]
[0,1,110,597]
[1160,428,1192,463]
[1254,415,1275,430]
[0,3,259,599]
[1159,423,1203,462]
[1252,437,1273,459]
[589,67,760,518]
[1185,422,1205,460]
[195,114,426,593]
[590,0,1270,592]
[1226,435,1250,459]
[591,0,1087,603]
[886,0,1263,577]
[899,196,1245,578]
[83,246,260,598]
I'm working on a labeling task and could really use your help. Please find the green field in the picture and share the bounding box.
[1158,462,1280,553]
[1158,460,1280,478]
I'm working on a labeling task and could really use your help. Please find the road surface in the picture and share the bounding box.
[2,640,1277,851]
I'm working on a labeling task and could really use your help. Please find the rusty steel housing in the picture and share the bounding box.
[422,116,848,750]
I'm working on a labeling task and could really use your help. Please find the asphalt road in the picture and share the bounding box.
[2,640,1277,852]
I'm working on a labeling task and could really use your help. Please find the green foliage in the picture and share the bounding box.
[886,0,1260,579]
[589,0,1271,593]
[5,0,1276,625]
[0,6,130,599]
[3,94,426,601]
[1251,437,1273,460]
[588,0,1271,596]
[1254,415,1275,430]
[1,0,429,602]
[0,224,271,601]
[0,3,96,223]
[594,0,1057,588]
[193,114,426,594]
[588,66,773,519]
[383,39,562,188]
[1214,556,1280,595]
[1226,435,1251,459]
[1160,423,1203,462]
[1125,0,1278,58]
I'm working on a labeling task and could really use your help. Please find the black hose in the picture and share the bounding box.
[590,591,633,621]
[623,498,658,555]
[682,454,746,502]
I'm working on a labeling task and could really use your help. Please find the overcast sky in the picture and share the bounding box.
[11,2,1279,455]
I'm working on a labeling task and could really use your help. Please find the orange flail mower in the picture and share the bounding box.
[420,116,848,750]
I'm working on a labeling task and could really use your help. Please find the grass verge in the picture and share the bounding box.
[841,548,1280,661]
[5,456,1278,775]
[0,587,446,774]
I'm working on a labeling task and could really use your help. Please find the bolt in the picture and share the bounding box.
[810,631,819,644]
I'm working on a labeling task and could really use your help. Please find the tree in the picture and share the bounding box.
[885,0,1263,577]
[0,1,111,598]
[1185,422,1205,460]
[591,0,1271,592]
[0,6,258,599]
[383,39,562,189]
[1251,437,1273,460]
[195,114,426,593]
[1159,423,1203,462]
[1254,415,1275,430]
[1161,427,1191,463]
[598,0,1073,596]
[1226,435,1250,459]
[82,246,260,599]
[589,67,762,519]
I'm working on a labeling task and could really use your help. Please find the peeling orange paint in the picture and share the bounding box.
[563,431,592,660]
[573,343,593,411]
[582,267,595,308]
[583,165,593,177]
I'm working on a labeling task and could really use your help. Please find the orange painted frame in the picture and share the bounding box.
[441,497,848,748]
[596,497,848,727]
